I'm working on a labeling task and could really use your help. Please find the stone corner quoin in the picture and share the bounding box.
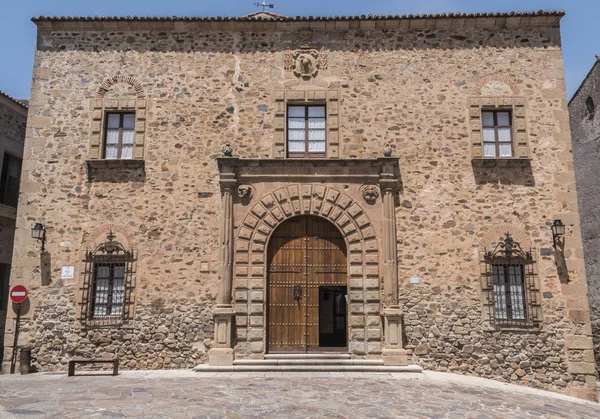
[1,10,596,402]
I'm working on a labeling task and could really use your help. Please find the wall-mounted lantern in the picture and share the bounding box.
[31,223,46,252]
[551,219,565,248]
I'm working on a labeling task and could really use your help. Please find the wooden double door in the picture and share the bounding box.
[267,216,348,352]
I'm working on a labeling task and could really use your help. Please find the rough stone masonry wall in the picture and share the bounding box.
[570,60,600,377]
[1,22,594,399]
[0,98,27,154]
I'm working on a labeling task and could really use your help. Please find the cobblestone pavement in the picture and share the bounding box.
[0,370,599,418]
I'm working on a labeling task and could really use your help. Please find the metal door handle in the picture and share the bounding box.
[293,286,302,300]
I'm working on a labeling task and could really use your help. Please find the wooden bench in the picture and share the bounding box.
[68,358,119,377]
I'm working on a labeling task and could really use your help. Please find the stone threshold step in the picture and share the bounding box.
[264,353,351,359]
[233,359,384,366]
[194,365,423,373]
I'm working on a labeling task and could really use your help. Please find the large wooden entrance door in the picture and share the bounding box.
[267,216,347,352]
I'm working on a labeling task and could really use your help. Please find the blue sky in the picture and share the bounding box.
[1,0,598,100]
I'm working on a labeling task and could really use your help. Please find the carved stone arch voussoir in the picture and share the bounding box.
[474,74,519,96]
[482,224,532,251]
[85,223,135,250]
[236,184,376,270]
[97,75,145,99]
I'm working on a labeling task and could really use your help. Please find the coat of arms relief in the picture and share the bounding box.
[284,46,328,79]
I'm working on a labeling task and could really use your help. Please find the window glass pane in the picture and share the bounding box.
[308,106,326,117]
[94,277,109,317]
[509,265,525,320]
[308,117,326,130]
[121,145,133,160]
[482,127,496,142]
[106,129,119,144]
[288,129,305,141]
[122,114,135,130]
[499,143,512,157]
[483,143,496,157]
[105,145,118,160]
[287,118,305,129]
[309,141,326,152]
[96,265,110,279]
[494,284,507,319]
[497,127,511,142]
[113,264,125,279]
[492,265,507,319]
[8,158,20,179]
[308,129,326,142]
[107,114,121,129]
[288,141,305,152]
[122,130,134,145]
[482,112,494,127]
[111,275,125,317]
[288,106,305,117]
[497,112,510,126]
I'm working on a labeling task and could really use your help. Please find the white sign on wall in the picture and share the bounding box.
[61,266,75,279]
[410,276,421,284]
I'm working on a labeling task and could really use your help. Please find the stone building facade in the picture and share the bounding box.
[1,10,596,400]
[570,57,600,378]
[0,90,27,366]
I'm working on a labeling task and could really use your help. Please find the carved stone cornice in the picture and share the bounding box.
[216,157,401,186]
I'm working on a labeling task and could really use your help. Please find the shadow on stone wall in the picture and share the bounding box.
[472,162,535,186]
[86,160,146,183]
[554,244,570,284]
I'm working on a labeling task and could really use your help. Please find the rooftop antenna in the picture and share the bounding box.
[254,1,274,12]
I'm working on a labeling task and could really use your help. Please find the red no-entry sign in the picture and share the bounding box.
[9,285,28,304]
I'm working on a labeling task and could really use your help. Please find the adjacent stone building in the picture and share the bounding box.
[570,57,600,379]
[1,9,596,400]
[0,90,27,366]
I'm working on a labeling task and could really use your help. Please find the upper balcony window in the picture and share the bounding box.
[104,113,135,160]
[0,153,22,208]
[287,105,326,158]
[482,110,513,158]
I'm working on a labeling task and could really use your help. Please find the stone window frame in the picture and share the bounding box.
[273,89,340,159]
[89,98,148,160]
[469,96,530,164]
[479,234,542,331]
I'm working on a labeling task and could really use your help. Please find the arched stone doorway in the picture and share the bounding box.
[209,158,406,365]
[267,215,347,352]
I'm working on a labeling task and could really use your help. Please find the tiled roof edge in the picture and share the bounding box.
[0,90,29,110]
[31,10,565,23]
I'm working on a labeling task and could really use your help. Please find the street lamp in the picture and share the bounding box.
[31,223,46,252]
[551,219,565,248]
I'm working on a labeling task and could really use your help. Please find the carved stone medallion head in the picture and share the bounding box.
[237,185,252,199]
[223,142,233,157]
[361,185,380,204]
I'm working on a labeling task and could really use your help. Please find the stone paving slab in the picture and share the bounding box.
[0,370,598,418]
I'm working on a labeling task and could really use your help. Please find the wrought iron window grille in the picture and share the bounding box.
[81,231,135,327]
[483,233,540,328]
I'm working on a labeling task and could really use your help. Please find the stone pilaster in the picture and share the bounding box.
[381,179,399,306]
[209,158,237,366]
[378,157,407,365]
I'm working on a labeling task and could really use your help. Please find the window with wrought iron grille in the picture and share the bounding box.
[81,231,134,325]
[482,233,541,328]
